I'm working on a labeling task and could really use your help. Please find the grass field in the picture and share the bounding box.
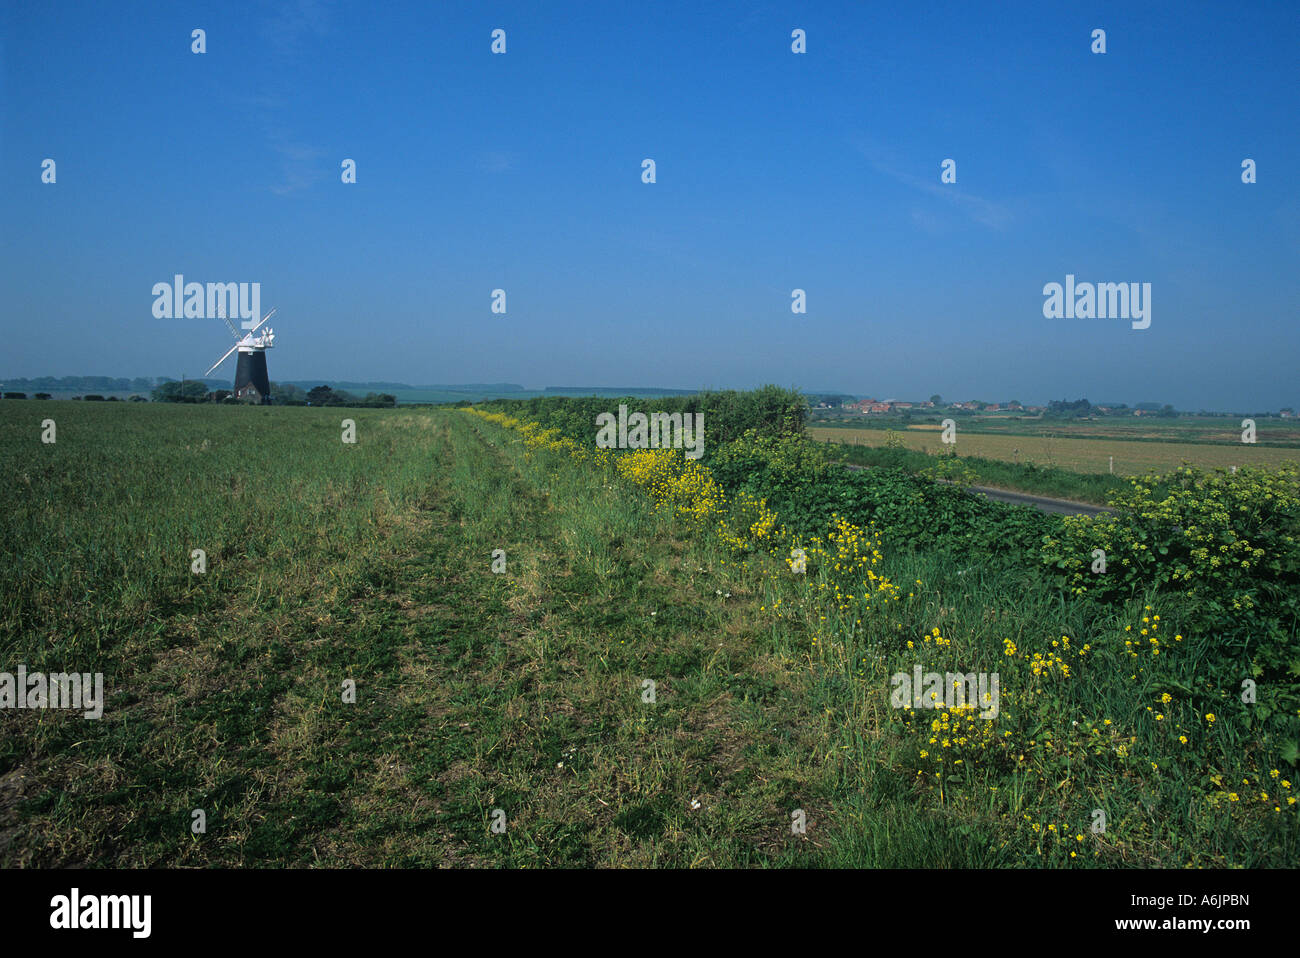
[0,402,840,865]
[810,425,1300,476]
[2,401,1295,867]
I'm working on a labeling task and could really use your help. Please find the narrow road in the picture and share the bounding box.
[841,464,1111,517]
[965,485,1112,516]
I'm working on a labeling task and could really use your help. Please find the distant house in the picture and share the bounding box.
[890,401,913,411]
[1007,401,1024,411]
[849,399,892,414]
[985,403,1000,412]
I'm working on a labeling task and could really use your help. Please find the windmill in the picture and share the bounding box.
[206,308,277,403]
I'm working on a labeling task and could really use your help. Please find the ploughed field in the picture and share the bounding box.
[810,425,1300,476]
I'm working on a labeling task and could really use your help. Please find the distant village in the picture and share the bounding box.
[827,398,1038,414]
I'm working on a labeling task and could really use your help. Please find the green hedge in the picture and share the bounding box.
[477,384,807,451]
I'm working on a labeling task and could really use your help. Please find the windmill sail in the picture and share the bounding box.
[206,342,241,376]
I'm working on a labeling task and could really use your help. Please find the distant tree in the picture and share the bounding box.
[128,395,146,402]
[307,385,335,406]
[3,392,27,399]
[930,394,942,405]
[1046,398,1092,418]
[271,382,307,404]
[151,381,207,403]
[83,394,105,401]
[1158,404,1177,417]
[814,394,854,408]
[34,393,52,400]
[107,396,120,401]
[208,389,233,403]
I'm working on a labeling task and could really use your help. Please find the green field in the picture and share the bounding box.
[1,401,1296,867]
[3,402,835,865]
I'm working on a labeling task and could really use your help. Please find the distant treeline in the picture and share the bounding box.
[541,386,700,396]
[1,393,144,401]
[1045,398,1175,418]
[288,385,396,408]
[476,385,808,449]
[1,376,160,392]
[146,382,395,407]
[275,380,526,393]
[807,393,858,406]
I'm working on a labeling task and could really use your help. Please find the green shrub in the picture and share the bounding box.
[711,430,1059,566]
[1042,463,1300,726]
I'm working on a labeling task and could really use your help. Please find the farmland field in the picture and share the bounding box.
[811,414,1300,446]
[1,399,1297,868]
[810,425,1300,476]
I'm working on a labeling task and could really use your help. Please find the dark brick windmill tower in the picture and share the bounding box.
[206,307,276,403]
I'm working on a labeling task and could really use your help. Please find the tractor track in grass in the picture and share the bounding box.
[437,412,836,866]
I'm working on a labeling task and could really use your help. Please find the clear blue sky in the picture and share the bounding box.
[2,1,1296,409]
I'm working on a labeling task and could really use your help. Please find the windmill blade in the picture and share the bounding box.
[205,342,241,376]
[220,313,241,342]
